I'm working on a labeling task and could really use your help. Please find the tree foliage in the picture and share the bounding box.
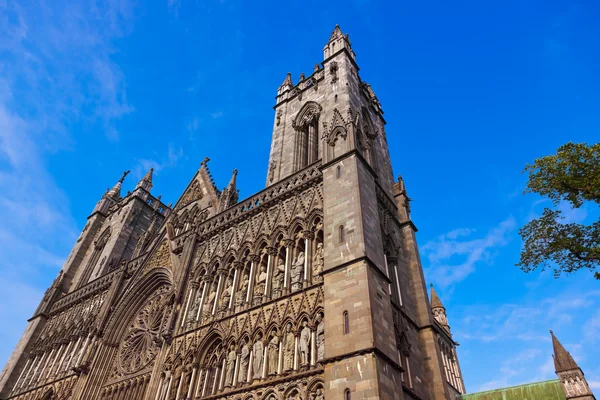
[518,142,600,279]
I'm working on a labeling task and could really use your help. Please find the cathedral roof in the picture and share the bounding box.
[430,284,445,310]
[551,330,580,372]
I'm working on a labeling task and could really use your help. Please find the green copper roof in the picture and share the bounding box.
[459,380,566,400]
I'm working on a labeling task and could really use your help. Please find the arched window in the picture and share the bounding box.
[345,388,351,400]
[343,311,350,334]
[293,102,322,171]
[339,226,345,243]
[335,94,339,103]
[336,165,341,179]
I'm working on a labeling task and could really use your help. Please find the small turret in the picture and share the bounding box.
[277,72,294,96]
[218,169,239,212]
[430,284,450,333]
[551,330,596,399]
[93,171,129,215]
[136,168,154,192]
[323,24,356,61]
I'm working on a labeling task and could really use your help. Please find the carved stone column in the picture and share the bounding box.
[265,247,278,301]
[197,276,210,322]
[247,254,260,307]
[303,230,314,287]
[283,239,295,295]
[212,272,225,315]
[182,281,200,327]
[310,324,317,367]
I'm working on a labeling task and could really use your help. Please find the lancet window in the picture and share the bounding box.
[293,102,322,171]
[77,228,111,289]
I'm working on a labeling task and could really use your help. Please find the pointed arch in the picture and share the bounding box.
[293,102,323,170]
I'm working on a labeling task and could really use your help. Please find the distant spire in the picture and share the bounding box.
[106,170,130,199]
[328,24,345,42]
[430,284,445,310]
[136,168,154,191]
[551,330,579,372]
[219,169,239,212]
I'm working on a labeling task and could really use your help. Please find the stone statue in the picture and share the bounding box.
[291,252,305,291]
[235,274,249,308]
[268,335,279,376]
[202,283,217,315]
[252,333,264,380]
[187,294,200,322]
[225,346,236,387]
[299,321,311,367]
[283,323,295,372]
[219,277,233,310]
[238,338,250,384]
[316,313,324,362]
[313,243,324,282]
[313,387,324,400]
[272,259,285,296]
[254,264,268,298]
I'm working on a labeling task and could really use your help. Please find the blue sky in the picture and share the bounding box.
[1,0,599,393]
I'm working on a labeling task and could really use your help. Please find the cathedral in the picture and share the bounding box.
[0,26,595,400]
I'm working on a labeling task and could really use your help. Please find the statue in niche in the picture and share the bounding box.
[253,264,268,305]
[187,294,201,323]
[252,333,264,380]
[299,321,311,367]
[313,243,324,282]
[287,391,301,400]
[235,274,249,308]
[238,338,250,384]
[267,335,279,376]
[316,313,325,363]
[224,345,236,387]
[271,259,285,297]
[219,277,233,311]
[291,251,305,291]
[202,283,217,316]
[311,387,325,400]
[283,323,295,372]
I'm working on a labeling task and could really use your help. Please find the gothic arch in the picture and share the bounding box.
[293,102,322,170]
[104,267,174,344]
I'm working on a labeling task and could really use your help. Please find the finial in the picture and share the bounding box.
[119,170,130,183]
[201,157,210,167]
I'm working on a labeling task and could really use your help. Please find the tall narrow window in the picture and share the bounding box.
[336,165,341,178]
[343,311,350,334]
[335,94,339,103]
[345,389,351,400]
[294,102,322,171]
[339,226,345,243]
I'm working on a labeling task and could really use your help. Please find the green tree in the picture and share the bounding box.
[518,142,600,279]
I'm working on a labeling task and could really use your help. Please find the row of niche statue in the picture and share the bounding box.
[264,388,324,400]
[189,244,325,321]
[220,313,325,390]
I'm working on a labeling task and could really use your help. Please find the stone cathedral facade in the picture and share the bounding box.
[2,25,591,400]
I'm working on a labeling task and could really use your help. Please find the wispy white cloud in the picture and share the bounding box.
[0,0,134,366]
[134,144,184,180]
[422,217,516,288]
[478,348,541,391]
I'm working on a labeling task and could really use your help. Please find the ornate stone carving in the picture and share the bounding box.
[299,321,311,368]
[176,179,204,211]
[267,335,279,376]
[117,286,171,376]
[252,333,264,380]
[225,345,236,387]
[283,323,295,372]
[272,259,285,298]
[291,252,305,292]
[316,313,324,363]
[238,338,250,384]
[312,243,324,283]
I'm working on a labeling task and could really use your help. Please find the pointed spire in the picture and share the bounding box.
[219,169,239,212]
[430,284,445,310]
[136,168,154,191]
[106,170,130,199]
[279,72,294,92]
[328,24,345,42]
[551,330,579,372]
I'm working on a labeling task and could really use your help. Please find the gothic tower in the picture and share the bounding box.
[1,26,464,400]
[551,331,596,400]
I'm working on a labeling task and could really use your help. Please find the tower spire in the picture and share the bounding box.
[218,169,239,212]
[136,168,154,191]
[106,170,130,199]
[430,284,450,333]
[551,330,579,372]
[551,330,596,399]
[323,24,355,61]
